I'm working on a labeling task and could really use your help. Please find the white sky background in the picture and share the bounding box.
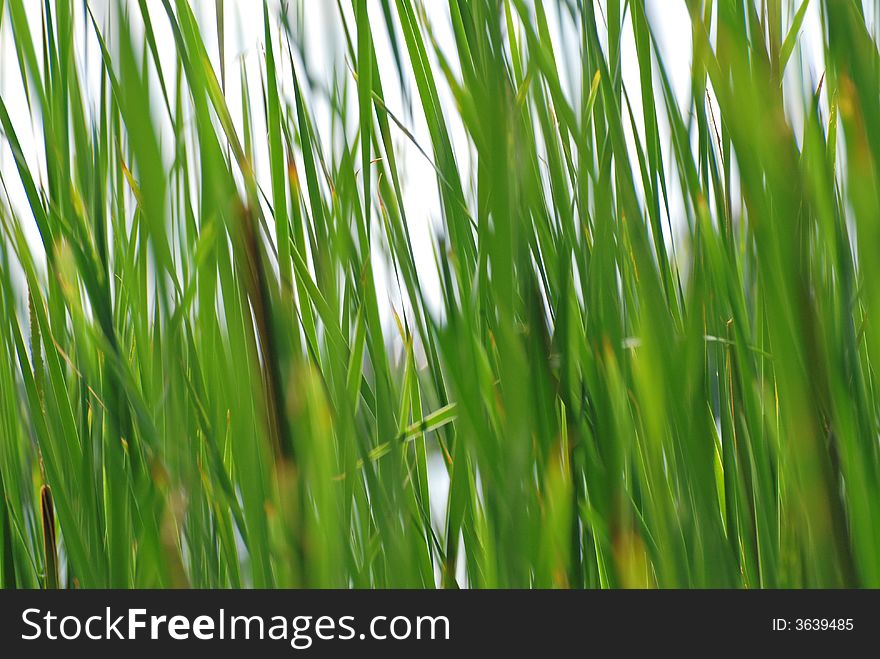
[0,1,830,319]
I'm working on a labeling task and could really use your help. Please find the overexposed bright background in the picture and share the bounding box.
[1,0,829,312]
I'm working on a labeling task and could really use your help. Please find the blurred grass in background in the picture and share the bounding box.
[1,0,879,588]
